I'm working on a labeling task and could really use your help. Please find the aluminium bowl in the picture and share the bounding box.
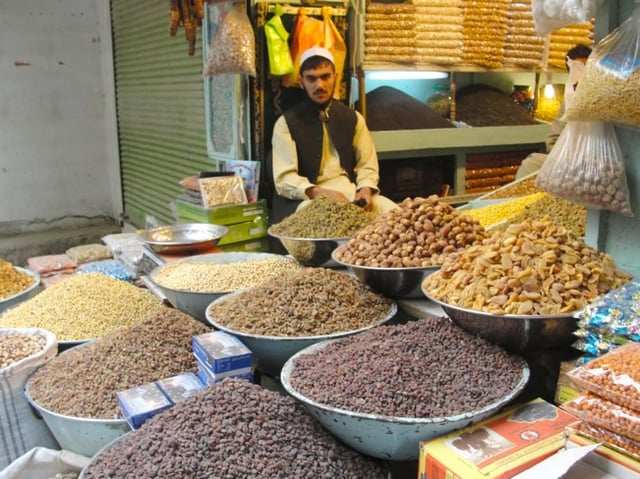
[24,343,131,458]
[331,248,439,299]
[205,291,397,377]
[148,252,287,322]
[268,226,347,267]
[0,267,41,315]
[280,340,530,461]
[421,282,579,352]
[137,223,228,254]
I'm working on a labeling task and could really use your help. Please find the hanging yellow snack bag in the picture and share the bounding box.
[264,5,294,76]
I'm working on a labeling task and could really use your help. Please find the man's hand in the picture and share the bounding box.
[354,187,374,211]
[305,186,348,202]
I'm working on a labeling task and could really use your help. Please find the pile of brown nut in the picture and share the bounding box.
[207,268,392,336]
[0,331,47,369]
[27,307,210,419]
[334,195,488,267]
[82,378,387,478]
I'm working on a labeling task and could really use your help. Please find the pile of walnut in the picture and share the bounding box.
[334,195,488,267]
[169,0,205,56]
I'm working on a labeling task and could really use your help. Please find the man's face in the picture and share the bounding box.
[300,61,335,105]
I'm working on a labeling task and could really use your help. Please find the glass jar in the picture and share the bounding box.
[512,85,534,114]
[426,84,452,119]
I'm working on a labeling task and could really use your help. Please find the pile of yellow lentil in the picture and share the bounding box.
[462,192,547,228]
[0,273,164,341]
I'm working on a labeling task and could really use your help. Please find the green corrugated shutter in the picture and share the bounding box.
[111,0,211,228]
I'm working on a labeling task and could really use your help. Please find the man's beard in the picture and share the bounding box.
[303,86,333,111]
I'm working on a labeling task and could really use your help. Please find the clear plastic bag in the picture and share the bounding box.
[199,174,248,207]
[562,8,640,127]
[532,0,602,36]
[535,121,633,216]
[202,3,256,77]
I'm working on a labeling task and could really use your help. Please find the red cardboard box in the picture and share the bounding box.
[418,398,578,479]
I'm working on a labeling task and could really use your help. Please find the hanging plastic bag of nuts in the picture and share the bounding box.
[535,121,633,217]
[562,8,640,128]
[202,3,256,77]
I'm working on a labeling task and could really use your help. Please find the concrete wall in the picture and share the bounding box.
[0,1,120,238]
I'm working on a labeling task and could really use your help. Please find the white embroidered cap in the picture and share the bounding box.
[300,46,334,66]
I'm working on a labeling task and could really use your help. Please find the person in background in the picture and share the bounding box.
[515,44,593,179]
[270,46,397,223]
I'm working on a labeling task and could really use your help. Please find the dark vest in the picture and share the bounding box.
[271,101,357,223]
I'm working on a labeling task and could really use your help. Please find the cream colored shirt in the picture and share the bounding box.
[271,110,380,201]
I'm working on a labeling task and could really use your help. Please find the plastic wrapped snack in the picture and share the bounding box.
[532,0,601,36]
[567,421,640,460]
[535,121,633,216]
[567,342,640,412]
[65,244,112,265]
[77,259,133,282]
[562,393,640,442]
[199,174,248,208]
[562,8,640,127]
[26,254,76,277]
[573,282,640,360]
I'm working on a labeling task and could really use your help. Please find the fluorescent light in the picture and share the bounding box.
[366,71,449,80]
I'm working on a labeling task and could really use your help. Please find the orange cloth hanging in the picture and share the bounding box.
[282,9,323,88]
[322,6,347,100]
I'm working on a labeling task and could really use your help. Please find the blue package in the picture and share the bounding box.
[78,259,133,281]
[192,331,253,373]
[116,382,172,429]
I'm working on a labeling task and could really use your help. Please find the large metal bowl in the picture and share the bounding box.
[281,340,530,461]
[0,267,41,315]
[331,248,439,299]
[137,223,228,254]
[205,291,397,377]
[24,345,131,458]
[148,252,288,322]
[268,226,347,267]
[422,286,580,352]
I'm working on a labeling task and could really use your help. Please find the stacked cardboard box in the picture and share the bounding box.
[175,199,269,251]
[192,331,254,386]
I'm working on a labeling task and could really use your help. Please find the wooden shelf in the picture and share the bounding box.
[371,123,550,160]
[371,123,550,196]
[361,62,566,74]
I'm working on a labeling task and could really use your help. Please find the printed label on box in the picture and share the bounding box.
[419,398,579,479]
[156,372,205,404]
[192,331,253,373]
[116,382,172,429]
